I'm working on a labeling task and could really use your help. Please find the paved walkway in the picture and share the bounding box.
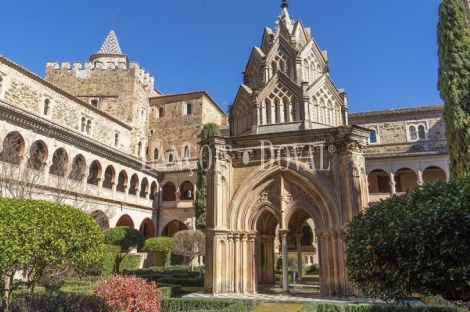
[183,290,378,304]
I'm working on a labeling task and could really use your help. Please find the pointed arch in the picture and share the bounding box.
[162,182,176,201]
[139,218,155,239]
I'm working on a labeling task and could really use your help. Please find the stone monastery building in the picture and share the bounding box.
[0,0,448,297]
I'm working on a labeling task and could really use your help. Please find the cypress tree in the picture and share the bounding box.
[195,123,220,230]
[438,0,470,178]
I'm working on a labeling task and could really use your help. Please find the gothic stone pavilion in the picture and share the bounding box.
[203,1,370,296]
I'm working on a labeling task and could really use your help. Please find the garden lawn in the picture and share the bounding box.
[252,303,304,312]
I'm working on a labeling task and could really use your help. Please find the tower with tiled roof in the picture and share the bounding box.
[45,30,159,158]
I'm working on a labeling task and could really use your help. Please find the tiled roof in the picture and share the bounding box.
[349,104,443,119]
[96,31,124,55]
[365,148,448,159]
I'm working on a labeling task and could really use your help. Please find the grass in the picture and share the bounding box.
[252,303,305,312]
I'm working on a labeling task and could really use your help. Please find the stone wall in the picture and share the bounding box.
[148,92,227,171]
[0,57,133,154]
[349,105,447,155]
[45,61,158,157]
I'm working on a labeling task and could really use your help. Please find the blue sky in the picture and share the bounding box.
[0,0,442,113]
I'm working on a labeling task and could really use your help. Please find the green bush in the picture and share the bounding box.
[8,293,112,311]
[301,303,467,312]
[159,285,182,298]
[101,244,141,275]
[305,264,320,275]
[143,237,174,267]
[161,298,249,312]
[157,276,204,287]
[345,178,470,301]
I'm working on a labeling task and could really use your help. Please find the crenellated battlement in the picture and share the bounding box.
[46,60,155,88]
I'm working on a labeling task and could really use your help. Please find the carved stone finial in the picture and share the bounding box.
[281,0,289,9]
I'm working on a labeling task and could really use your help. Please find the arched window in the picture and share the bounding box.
[409,126,417,140]
[115,133,119,147]
[0,76,3,95]
[184,146,189,158]
[369,130,377,143]
[186,104,192,115]
[159,107,164,118]
[86,120,91,135]
[418,125,426,139]
[154,148,159,160]
[43,99,50,116]
[137,142,142,157]
[81,117,86,132]
[168,154,174,163]
[283,98,288,122]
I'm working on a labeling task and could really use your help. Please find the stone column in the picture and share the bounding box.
[279,229,289,294]
[390,172,397,195]
[295,233,303,283]
[418,170,423,186]
[233,233,240,293]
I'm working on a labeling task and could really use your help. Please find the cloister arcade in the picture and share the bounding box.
[367,160,449,203]
[0,129,159,237]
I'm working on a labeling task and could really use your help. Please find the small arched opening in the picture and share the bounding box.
[116,170,128,193]
[1,131,25,165]
[179,181,194,201]
[49,148,69,177]
[103,165,115,189]
[140,177,149,198]
[87,160,102,186]
[69,155,86,181]
[128,174,139,196]
[28,140,48,171]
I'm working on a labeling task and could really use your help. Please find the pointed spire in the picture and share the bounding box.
[280,0,289,9]
[96,30,123,55]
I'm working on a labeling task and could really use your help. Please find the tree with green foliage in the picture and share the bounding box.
[438,0,470,178]
[0,199,104,309]
[195,122,220,229]
[345,178,470,302]
[104,226,145,273]
[143,237,174,267]
[171,230,205,271]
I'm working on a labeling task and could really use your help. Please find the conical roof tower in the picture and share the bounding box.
[89,30,129,66]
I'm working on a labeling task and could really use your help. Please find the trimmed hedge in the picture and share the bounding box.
[157,276,204,287]
[101,244,141,275]
[161,298,250,312]
[159,285,182,298]
[8,293,112,311]
[301,303,467,312]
